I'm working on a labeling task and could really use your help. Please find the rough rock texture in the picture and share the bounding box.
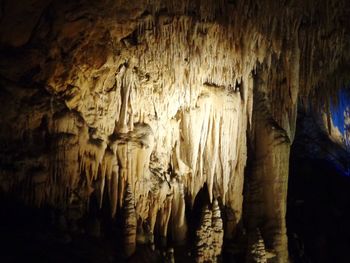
[0,0,350,262]
[194,200,224,262]
[212,200,224,258]
[246,228,268,263]
[122,184,137,257]
[195,205,213,262]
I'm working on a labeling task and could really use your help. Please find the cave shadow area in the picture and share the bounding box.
[288,156,350,263]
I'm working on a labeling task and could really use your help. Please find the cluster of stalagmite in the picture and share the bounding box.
[0,0,349,261]
[195,200,224,262]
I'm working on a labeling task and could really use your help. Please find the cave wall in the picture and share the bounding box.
[0,0,349,262]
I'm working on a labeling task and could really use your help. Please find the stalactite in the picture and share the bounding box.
[109,164,119,218]
[180,87,243,205]
[170,179,187,244]
[157,194,173,247]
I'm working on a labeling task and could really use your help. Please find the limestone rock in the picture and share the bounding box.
[195,200,224,262]
[122,185,137,258]
[212,200,224,258]
[195,205,213,263]
[0,0,349,261]
[246,228,267,263]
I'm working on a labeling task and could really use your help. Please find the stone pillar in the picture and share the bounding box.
[247,51,299,262]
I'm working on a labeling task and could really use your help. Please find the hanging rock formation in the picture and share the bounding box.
[0,0,350,262]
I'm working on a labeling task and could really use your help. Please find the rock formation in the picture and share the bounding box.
[195,200,224,262]
[122,184,137,257]
[195,205,213,262]
[212,200,224,259]
[246,228,276,263]
[246,228,268,263]
[0,0,349,262]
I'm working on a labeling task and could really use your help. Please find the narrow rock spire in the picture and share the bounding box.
[122,184,137,258]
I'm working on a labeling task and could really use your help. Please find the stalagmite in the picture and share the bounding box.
[165,247,175,263]
[195,205,213,263]
[122,185,137,258]
[212,200,224,259]
[246,228,268,263]
[194,200,224,262]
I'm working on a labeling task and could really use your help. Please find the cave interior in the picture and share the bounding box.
[0,0,350,262]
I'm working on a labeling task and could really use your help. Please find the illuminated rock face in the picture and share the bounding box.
[0,0,349,262]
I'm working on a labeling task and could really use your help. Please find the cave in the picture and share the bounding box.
[0,0,350,262]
